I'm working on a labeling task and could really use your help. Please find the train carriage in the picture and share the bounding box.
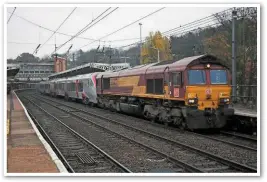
[96,54,234,130]
[76,73,98,105]
[55,78,66,97]
[49,79,56,97]
[61,73,98,104]
[64,76,80,100]
[43,81,50,95]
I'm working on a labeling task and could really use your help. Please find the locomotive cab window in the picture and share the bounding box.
[210,70,227,84]
[188,70,206,85]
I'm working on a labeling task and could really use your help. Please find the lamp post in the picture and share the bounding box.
[150,47,160,63]
[139,23,142,65]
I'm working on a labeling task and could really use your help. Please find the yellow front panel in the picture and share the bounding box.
[186,85,231,110]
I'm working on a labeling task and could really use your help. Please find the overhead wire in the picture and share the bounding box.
[36,7,77,53]
[78,7,231,52]
[79,7,165,49]
[7,10,149,43]
[7,11,105,42]
[7,7,16,24]
[53,7,119,54]
[109,8,233,50]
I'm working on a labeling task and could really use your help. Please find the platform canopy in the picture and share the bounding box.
[48,62,130,80]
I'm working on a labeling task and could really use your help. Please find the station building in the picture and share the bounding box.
[14,62,55,81]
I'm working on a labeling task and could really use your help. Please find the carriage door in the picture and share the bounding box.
[170,72,182,98]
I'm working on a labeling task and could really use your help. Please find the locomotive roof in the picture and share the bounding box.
[97,54,226,78]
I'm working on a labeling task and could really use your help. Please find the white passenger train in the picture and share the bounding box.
[38,73,98,105]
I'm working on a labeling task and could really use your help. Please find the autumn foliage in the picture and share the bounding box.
[141,31,172,64]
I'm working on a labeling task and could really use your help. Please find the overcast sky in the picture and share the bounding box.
[6,6,230,59]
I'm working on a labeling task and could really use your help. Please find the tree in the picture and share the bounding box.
[141,31,172,64]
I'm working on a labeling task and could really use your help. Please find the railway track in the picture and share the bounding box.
[204,132,257,152]
[21,94,196,173]
[36,93,257,152]
[20,96,131,173]
[220,131,257,142]
[30,93,257,173]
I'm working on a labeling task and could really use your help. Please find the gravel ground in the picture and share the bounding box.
[35,93,257,169]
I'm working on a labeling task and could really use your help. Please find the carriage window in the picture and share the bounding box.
[78,82,83,91]
[188,70,206,85]
[173,72,182,86]
[72,83,76,91]
[89,79,94,87]
[210,70,227,84]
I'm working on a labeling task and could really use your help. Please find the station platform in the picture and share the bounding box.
[232,104,257,118]
[6,90,66,173]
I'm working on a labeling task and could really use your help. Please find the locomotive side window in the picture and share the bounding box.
[173,72,182,86]
[188,70,206,85]
[154,79,163,94]
[146,79,163,94]
[210,70,227,84]
[146,79,154,93]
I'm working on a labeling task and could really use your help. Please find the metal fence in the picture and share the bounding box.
[231,85,257,110]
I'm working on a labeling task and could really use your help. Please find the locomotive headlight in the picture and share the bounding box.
[224,98,230,102]
[220,98,230,103]
[188,99,195,103]
[188,98,198,104]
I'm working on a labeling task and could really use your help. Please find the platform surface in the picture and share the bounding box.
[232,104,257,118]
[7,92,59,173]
